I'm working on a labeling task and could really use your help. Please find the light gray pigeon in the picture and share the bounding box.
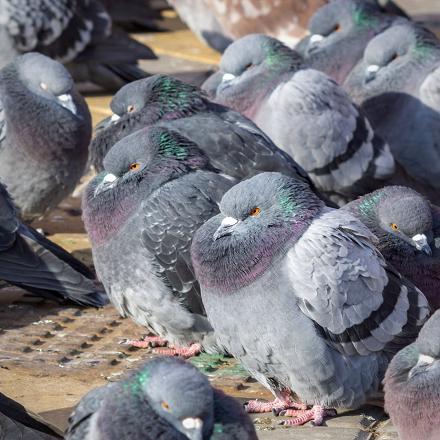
[344,186,440,311]
[66,356,258,440]
[384,310,440,440]
[295,0,401,84]
[344,23,440,194]
[0,52,92,220]
[83,126,235,356]
[0,181,107,307]
[191,172,429,426]
[205,33,406,206]
[0,392,62,439]
[0,0,156,90]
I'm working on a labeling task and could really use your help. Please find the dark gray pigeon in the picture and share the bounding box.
[205,34,407,206]
[344,23,440,195]
[0,392,62,439]
[344,186,440,311]
[384,310,440,440]
[83,126,235,355]
[0,52,92,220]
[66,356,257,440]
[191,172,429,426]
[295,0,400,84]
[0,0,156,90]
[90,74,317,199]
[0,181,107,307]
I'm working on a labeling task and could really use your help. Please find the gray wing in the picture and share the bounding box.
[141,171,235,315]
[0,97,6,147]
[2,0,110,63]
[286,208,429,357]
[268,69,395,200]
[65,384,115,440]
[0,182,18,251]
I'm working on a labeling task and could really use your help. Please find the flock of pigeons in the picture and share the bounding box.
[1,0,440,439]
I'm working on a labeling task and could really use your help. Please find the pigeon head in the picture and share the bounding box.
[13,53,78,115]
[359,23,440,90]
[215,34,303,114]
[83,127,210,245]
[128,357,214,440]
[91,75,208,172]
[350,187,433,256]
[192,172,323,292]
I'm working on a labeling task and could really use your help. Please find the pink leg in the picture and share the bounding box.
[278,405,337,426]
[245,391,304,414]
[120,335,168,348]
[153,343,202,358]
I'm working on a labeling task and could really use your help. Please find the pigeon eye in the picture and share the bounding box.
[244,63,254,71]
[249,207,261,217]
[127,105,135,113]
[390,53,399,62]
[391,223,399,231]
[334,24,341,32]
[161,401,171,412]
[40,82,48,90]
[129,162,141,171]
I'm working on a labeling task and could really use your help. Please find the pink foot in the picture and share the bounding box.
[278,405,337,426]
[120,335,168,348]
[245,396,305,414]
[153,343,202,358]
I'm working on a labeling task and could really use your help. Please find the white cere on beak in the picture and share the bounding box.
[110,113,121,123]
[412,233,428,250]
[103,173,118,184]
[222,73,236,83]
[418,354,435,365]
[221,216,238,228]
[366,64,380,73]
[310,34,324,44]
[57,93,77,114]
[182,418,203,430]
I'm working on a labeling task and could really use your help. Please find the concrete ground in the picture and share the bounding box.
[1,2,439,439]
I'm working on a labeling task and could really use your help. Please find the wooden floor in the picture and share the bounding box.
[2,3,439,439]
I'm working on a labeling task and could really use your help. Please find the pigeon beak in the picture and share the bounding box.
[213,216,239,241]
[309,34,324,45]
[412,234,432,256]
[110,113,121,123]
[222,73,236,83]
[57,93,77,115]
[94,173,118,196]
[365,64,380,83]
[182,417,203,440]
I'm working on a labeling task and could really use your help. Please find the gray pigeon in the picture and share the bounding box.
[384,310,440,440]
[205,34,406,206]
[344,23,440,194]
[66,356,257,440]
[0,392,62,439]
[0,181,107,307]
[191,172,429,426]
[0,52,91,220]
[90,74,317,200]
[83,126,235,355]
[295,0,400,84]
[344,186,440,311]
[0,0,156,90]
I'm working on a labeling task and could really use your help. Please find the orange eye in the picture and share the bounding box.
[245,63,253,70]
[161,401,171,411]
[127,105,135,113]
[40,82,48,90]
[334,24,341,32]
[249,207,261,217]
[129,162,141,171]
[391,223,399,231]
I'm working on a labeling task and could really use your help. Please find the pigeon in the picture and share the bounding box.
[90,74,316,196]
[0,52,92,220]
[83,126,236,355]
[205,34,401,206]
[344,186,440,311]
[66,356,257,440]
[0,0,156,91]
[295,0,400,84]
[191,172,429,426]
[344,23,440,194]
[0,392,62,439]
[384,310,440,440]
[0,181,107,307]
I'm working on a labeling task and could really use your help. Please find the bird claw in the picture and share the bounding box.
[119,335,168,348]
[153,343,202,358]
[277,405,337,426]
